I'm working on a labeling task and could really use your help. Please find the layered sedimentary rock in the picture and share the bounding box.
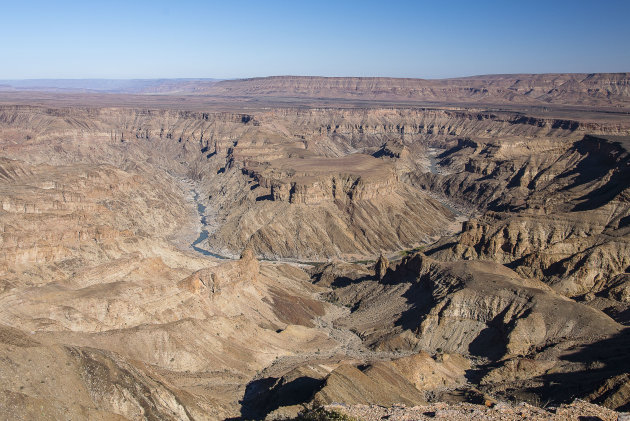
[206,74,630,109]
[316,253,630,411]
[3,74,630,112]
[11,105,614,259]
[416,135,630,305]
[1,91,630,419]
[328,253,621,358]
[244,154,398,205]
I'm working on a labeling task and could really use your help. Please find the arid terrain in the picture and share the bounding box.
[1,74,630,420]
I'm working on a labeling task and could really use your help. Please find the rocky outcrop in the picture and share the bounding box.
[2,95,630,418]
[310,260,372,287]
[374,253,389,280]
[177,246,259,295]
[333,253,621,359]
[239,151,400,205]
[311,362,427,407]
[409,254,620,357]
[418,135,630,303]
[267,171,398,205]
[587,373,630,411]
[318,400,624,421]
[373,139,410,159]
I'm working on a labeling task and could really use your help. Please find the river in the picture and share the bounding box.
[187,157,468,263]
[190,190,229,259]
[427,147,444,175]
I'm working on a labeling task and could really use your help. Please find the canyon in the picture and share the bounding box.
[0,74,630,420]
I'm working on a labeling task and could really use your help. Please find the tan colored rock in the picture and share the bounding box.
[587,373,630,411]
[312,362,426,407]
[374,253,389,280]
[390,352,470,390]
[0,90,629,419]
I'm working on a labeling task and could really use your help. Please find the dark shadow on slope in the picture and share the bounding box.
[272,376,323,408]
[598,304,630,326]
[552,137,629,212]
[525,328,630,409]
[234,377,278,420]
[235,375,323,420]
[572,165,629,211]
[394,285,430,332]
[506,165,528,189]
[255,194,273,202]
[392,273,437,333]
[467,306,516,360]
[330,274,372,288]
[422,242,458,257]
[391,258,512,360]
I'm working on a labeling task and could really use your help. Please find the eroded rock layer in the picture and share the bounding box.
[1,92,630,419]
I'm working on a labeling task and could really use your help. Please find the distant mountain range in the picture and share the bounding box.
[1,73,629,109]
[207,74,630,108]
[0,78,221,94]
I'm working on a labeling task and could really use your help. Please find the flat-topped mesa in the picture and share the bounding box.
[269,173,398,204]
[227,141,309,171]
[245,154,399,205]
[208,74,630,109]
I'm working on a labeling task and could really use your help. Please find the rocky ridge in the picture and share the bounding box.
[206,74,630,109]
[1,91,630,420]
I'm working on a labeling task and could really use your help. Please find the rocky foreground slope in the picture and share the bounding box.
[317,400,623,421]
[0,91,629,420]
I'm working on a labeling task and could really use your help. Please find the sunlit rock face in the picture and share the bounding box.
[0,75,630,418]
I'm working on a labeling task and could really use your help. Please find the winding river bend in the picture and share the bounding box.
[187,150,468,263]
[427,147,446,175]
[190,190,229,259]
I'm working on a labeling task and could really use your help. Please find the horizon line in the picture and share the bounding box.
[1,71,629,82]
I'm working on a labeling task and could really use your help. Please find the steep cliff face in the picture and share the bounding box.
[1,104,628,261]
[2,99,630,417]
[205,174,455,259]
[418,135,630,301]
[328,253,621,358]
[268,172,397,204]
[315,253,628,410]
[245,154,399,205]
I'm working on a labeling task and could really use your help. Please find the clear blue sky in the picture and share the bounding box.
[1,0,628,79]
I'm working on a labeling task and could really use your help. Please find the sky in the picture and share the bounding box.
[0,0,629,79]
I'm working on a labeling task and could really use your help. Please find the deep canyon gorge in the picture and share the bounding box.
[1,74,630,420]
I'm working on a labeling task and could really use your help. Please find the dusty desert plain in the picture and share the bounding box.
[0,74,630,420]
